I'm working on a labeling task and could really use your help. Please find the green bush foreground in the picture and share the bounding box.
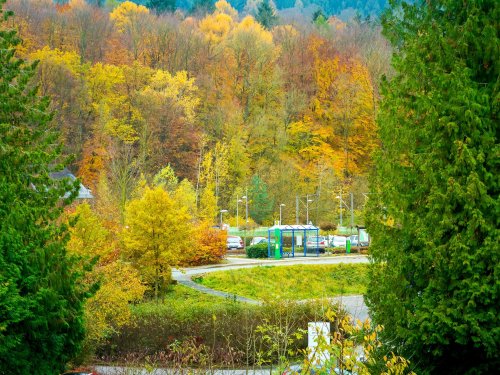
[97,285,346,366]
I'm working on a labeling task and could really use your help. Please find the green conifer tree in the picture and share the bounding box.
[366,1,499,373]
[249,175,274,224]
[256,0,278,29]
[0,2,91,373]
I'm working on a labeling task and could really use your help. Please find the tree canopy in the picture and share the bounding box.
[366,0,499,373]
[0,0,91,372]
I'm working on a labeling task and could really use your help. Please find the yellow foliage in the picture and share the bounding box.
[84,261,145,344]
[199,184,218,224]
[233,16,273,44]
[143,70,200,123]
[109,0,149,32]
[67,203,146,347]
[67,202,110,261]
[215,0,238,19]
[123,187,193,300]
[30,46,83,75]
[86,63,125,105]
[183,220,227,266]
[199,12,234,44]
[173,179,197,217]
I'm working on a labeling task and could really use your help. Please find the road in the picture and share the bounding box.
[172,255,370,322]
[95,366,274,375]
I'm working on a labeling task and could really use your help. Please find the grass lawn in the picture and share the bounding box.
[134,284,232,316]
[194,263,368,300]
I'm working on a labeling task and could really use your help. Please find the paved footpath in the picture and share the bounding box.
[172,255,370,322]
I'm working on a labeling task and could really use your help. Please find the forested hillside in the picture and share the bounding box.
[120,0,388,18]
[7,0,391,226]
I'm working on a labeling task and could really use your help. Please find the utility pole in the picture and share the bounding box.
[306,194,314,225]
[296,195,299,225]
[350,192,354,229]
[236,197,243,228]
[242,187,248,247]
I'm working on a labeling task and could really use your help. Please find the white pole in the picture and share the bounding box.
[306,194,309,224]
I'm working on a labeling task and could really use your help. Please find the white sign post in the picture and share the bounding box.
[308,322,331,366]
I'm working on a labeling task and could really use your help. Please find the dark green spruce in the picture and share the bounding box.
[256,0,278,29]
[366,0,499,374]
[0,1,92,373]
[249,175,274,225]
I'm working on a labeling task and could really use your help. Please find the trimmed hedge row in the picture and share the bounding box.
[245,243,268,258]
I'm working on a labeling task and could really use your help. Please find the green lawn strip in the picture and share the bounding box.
[194,264,368,300]
[131,284,247,324]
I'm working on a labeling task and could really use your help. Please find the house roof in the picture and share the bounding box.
[49,168,94,199]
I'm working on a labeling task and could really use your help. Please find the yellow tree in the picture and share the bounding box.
[29,47,91,158]
[66,203,145,353]
[109,0,150,61]
[310,39,377,177]
[137,69,200,179]
[198,183,218,224]
[173,178,198,217]
[123,186,193,301]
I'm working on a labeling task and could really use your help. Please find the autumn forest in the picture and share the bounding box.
[7,0,390,226]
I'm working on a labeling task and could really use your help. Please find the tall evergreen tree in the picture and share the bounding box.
[256,0,278,29]
[0,1,91,373]
[366,0,499,374]
[249,175,274,224]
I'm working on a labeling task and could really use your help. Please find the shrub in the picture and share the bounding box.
[319,222,337,232]
[97,288,347,366]
[246,243,269,258]
[182,220,227,266]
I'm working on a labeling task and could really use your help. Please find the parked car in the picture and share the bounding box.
[349,235,369,247]
[227,235,244,249]
[305,236,328,252]
[329,235,347,248]
[250,236,267,246]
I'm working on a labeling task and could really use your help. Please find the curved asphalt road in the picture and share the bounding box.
[172,255,370,322]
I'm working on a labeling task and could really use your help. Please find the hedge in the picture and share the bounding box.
[245,243,269,258]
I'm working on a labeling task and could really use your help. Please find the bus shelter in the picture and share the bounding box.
[267,224,320,258]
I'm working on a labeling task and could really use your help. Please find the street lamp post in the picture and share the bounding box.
[336,194,353,229]
[279,203,285,225]
[242,192,248,247]
[306,194,313,225]
[220,209,228,230]
[336,194,343,227]
[236,197,243,228]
